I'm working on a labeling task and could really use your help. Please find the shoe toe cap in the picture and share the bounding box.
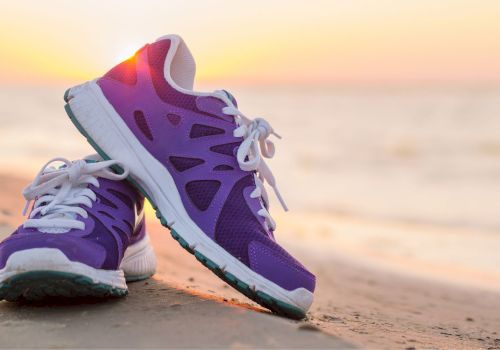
[0,233,106,270]
[248,240,316,293]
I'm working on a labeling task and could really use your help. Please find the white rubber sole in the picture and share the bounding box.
[0,234,157,289]
[121,234,157,281]
[66,81,313,312]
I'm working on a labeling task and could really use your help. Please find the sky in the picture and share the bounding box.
[1,0,500,86]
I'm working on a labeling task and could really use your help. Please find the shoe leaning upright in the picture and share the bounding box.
[64,35,315,318]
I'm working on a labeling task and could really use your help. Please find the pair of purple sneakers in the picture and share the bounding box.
[0,156,156,299]
[1,35,315,318]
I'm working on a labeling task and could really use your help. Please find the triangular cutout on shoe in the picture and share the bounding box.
[185,180,221,211]
[210,142,240,156]
[170,156,204,172]
[134,110,153,141]
[213,164,234,171]
[190,124,225,138]
[167,113,181,126]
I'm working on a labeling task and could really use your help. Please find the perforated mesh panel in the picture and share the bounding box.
[147,40,198,110]
[210,142,240,156]
[170,156,204,172]
[213,164,234,171]
[189,124,225,138]
[215,175,311,276]
[134,110,153,141]
[185,180,221,211]
[167,113,181,126]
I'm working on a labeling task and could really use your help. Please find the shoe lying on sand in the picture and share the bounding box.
[64,34,315,318]
[0,156,156,301]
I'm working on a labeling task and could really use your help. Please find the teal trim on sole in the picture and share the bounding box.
[63,90,305,319]
[0,271,127,302]
[125,273,154,283]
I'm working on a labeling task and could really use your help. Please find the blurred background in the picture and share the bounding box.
[0,0,499,290]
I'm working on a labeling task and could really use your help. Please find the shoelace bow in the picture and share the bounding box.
[22,157,129,231]
[215,91,288,231]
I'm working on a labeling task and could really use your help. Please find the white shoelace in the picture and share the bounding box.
[22,157,129,232]
[215,91,288,231]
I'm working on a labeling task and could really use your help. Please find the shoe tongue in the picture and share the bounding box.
[221,89,238,107]
[156,34,196,91]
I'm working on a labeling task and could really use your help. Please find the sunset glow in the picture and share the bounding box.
[1,0,500,86]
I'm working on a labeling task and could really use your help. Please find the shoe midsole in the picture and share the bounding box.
[67,81,313,311]
[121,234,157,281]
[0,248,127,289]
[0,234,156,288]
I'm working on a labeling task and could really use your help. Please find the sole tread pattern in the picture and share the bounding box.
[0,271,127,302]
[63,90,305,319]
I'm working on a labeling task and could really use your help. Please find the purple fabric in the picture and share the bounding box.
[0,231,107,269]
[214,175,265,264]
[103,56,137,85]
[195,96,235,123]
[214,175,315,292]
[133,110,154,141]
[210,142,240,156]
[166,113,181,126]
[98,44,244,241]
[169,156,205,172]
[185,180,221,211]
[248,241,315,292]
[96,38,316,292]
[0,177,146,271]
[213,164,234,171]
[190,124,225,138]
[147,40,198,111]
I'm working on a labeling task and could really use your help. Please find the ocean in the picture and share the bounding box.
[1,84,499,232]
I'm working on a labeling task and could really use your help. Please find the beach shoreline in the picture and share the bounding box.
[1,173,500,349]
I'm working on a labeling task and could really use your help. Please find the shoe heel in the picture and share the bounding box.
[121,235,157,282]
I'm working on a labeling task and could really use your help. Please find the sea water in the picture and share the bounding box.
[1,84,499,232]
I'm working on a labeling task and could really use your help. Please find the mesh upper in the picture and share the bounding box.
[96,38,315,291]
[0,177,146,271]
[134,110,153,141]
[190,124,225,138]
[170,156,205,172]
[186,180,221,211]
[81,214,120,270]
[214,175,311,278]
[210,142,240,156]
[103,56,138,85]
[147,40,198,111]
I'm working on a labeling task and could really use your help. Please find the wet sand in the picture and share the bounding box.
[1,173,500,349]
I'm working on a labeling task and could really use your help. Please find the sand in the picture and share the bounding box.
[1,173,500,349]
[0,174,351,349]
[0,278,348,349]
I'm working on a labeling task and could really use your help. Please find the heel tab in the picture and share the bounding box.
[155,34,196,91]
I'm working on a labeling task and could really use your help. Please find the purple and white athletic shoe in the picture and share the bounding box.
[64,35,315,318]
[0,156,156,301]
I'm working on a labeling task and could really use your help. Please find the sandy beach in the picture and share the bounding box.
[0,173,349,349]
[2,0,500,347]
[1,173,499,349]
[2,1,500,348]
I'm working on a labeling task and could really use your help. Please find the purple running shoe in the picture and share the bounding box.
[0,156,156,301]
[64,35,315,318]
